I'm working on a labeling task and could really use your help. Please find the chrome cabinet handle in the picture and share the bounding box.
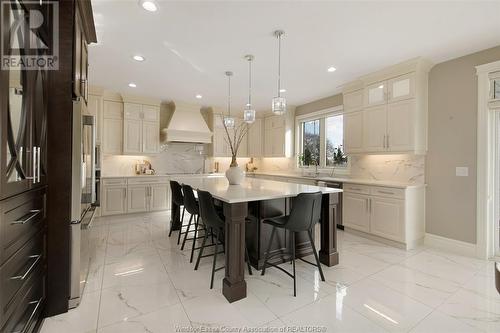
[10,254,42,281]
[366,198,369,212]
[383,135,386,149]
[37,147,40,182]
[11,297,43,333]
[11,210,41,225]
[387,135,390,149]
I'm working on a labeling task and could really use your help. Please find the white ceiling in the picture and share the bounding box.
[90,0,500,112]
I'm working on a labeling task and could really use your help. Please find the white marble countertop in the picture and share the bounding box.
[170,174,342,204]
[101,173,223,179]
[248,171,424,189]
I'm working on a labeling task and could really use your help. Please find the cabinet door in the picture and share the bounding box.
[81,42,89,103]
[247,119,262,157]
[102,118,123,154]
[272,128,285,157]
[343,111,364,154]
[364,81,387,107]
[370,197,405,242]
[123,119,142,154]
[363,105,387,152]
[142,105,159,122]
[150,184,169,211]
[31,67,48,188]
[73,10,82,98]
[343,193,370,232]
[127,185,149,213]
[235,120,248,157]
[213,128,229,157]
[102,186,127,216]
[124,103,142,120]
[88,95,102,144]
[343,89,364,112]
[388,73,415,103]
[103,101,123,119]
[264,129,273,157]
[142,121,159,154]
[387,99,415,152]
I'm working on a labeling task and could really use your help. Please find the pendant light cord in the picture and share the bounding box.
[228,74,231,117]
[248,58,252,107]
[277,33,281,97]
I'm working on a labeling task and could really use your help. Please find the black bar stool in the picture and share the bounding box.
[180,184,207,263]
[194,189,252,289]
[261,192,325,296]
[168,181,186,244]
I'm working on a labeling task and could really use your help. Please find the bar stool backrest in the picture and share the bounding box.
[197,190,224,230]
[182,184,199,215]
[170,181,184,206]
[286,192,323,232]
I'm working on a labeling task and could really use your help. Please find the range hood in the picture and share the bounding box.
[161,102,212,143]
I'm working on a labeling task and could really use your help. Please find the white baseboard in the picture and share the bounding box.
[424,233,477,258]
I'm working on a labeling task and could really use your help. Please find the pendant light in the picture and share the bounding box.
[243,55,256,123]
[272,30,286,115]
[223,71,235,128]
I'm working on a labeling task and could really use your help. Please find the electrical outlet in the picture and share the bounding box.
[456,167,469,177]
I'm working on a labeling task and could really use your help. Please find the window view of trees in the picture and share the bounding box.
[300,114,348,167]
[301,119,320,166]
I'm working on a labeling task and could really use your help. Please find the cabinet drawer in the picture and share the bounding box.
[343,183,371,195]
[1,267,44,333]
[1,190,45,264]
[127,177,169,185]
[0,233,43,323]
[370,186,405,199]
[102,178,127,186]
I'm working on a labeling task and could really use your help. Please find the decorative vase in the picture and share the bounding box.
[225,157,244,185]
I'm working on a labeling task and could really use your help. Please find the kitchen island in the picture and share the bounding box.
[170,175,342,303]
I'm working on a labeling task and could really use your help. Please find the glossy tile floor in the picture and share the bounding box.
[40,211,499,333]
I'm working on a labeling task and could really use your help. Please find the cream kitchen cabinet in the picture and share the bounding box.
[247,118,263,157]
[343,58,431,155]
[123,103,160,154]
[263,113,294,158]
[211,116,248,157]
[342,183,424,249]
[102,100,123,154]
[101,178,128,216]
[88,94,103,144]
[343,111,364,154]
[343,192,371,233]
[102,177,170,216]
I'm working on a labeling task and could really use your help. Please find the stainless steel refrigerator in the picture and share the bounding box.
[69,99,97,308]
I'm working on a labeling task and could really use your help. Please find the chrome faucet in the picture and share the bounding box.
[313,160,319,177]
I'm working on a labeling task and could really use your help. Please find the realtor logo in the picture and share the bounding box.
[1,1,59,70]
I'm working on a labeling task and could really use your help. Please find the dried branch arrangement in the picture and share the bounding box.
[221,116,252,167]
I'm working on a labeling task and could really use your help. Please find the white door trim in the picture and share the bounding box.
[476,60,500,259]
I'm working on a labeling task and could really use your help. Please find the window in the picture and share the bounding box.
[297,107,347,168]
[301,119,320,166]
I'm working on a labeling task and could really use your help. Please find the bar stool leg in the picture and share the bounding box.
[307,229,325,281]
[210,229,219,289]
[181,214,193,251]
[291,232,296,297]
[190,215,200,263]
[194,227,209,270]
[176,207,185,245]
[261,226,276,276]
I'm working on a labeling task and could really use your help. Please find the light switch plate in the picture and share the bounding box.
[456,167,469,177]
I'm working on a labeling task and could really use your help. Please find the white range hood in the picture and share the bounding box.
[161,102,212,144]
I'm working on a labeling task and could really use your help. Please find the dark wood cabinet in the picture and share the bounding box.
[73,1,91,104]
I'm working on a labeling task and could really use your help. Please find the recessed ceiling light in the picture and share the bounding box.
[128,83,137,88]
[195,94,202,99]
[327,66,336,73]
[139,0,158,12]
[280,88,286,93]
[133,55,145,62]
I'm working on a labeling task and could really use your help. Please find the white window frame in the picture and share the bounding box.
[295,105,349,174]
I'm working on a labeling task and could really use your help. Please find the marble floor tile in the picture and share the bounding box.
[98,281,180,328]
[370,264,461,308]
[343,278,433,332]
[40,211,497,333]
[97,303,191,333]
[40,291,100,333]
[409,310,484,333]
[281,292,387,333]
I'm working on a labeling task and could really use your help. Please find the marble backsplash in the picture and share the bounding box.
[101,143,207,176]
[349,154,425,184]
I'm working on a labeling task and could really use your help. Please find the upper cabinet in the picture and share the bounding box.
[102,100,123,155]
[247,118,263,157]
[343,58,432,155]
[123,102,160,155]
[263,108,295,158]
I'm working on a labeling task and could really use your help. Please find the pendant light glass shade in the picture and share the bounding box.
[272,30,286,116]
[224,71,235,128]
[243,55,256,123]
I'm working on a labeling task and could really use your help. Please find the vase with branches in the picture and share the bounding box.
[221,115,252,184]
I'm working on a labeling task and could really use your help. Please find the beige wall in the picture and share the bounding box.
[295,94,343,116]
[426,45,500,244]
